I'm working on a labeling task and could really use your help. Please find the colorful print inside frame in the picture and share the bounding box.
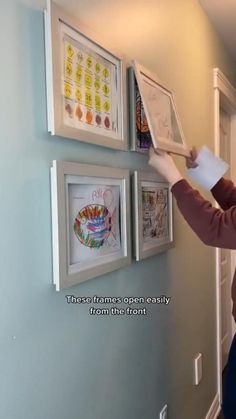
[135,76,152,150]
[69,183,121,265]
[142,186,169,243]
[62,25,119,137]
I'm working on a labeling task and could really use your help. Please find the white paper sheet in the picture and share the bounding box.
[187,146,229,190]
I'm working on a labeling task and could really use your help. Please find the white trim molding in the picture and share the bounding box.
[213,68,236,404]
[213,68,236,114]
[205,394,221,419]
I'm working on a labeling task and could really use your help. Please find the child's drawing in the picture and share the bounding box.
[74,204,112,249]
[142,79,174,142]
[141,78,184,146]
[69,183,120,265]
[142,186,169,242]
[135,77,152,150]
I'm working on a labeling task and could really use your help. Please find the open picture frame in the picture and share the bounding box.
[132,61,189,156]
[133,171,174,261]
[51,161,131,290]
[44,0,128,150]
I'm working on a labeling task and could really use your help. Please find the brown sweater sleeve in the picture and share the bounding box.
[211,178,236,210]
[171,179,236,249]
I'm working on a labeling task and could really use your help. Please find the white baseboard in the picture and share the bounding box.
[205,394,221,419]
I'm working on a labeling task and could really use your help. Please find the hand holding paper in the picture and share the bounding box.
[186,147,198,169]
[187,146,229,190]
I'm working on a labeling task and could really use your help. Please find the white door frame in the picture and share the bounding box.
[213,68,236,402]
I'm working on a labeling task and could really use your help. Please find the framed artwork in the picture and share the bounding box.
[133,171,174,261]
[132,61,189,157]
[51,161,131,290]
[128,67,152,152]
[44,0,127,150]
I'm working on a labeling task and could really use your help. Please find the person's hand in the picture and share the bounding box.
[186,147,198,169]
[148,148,183,186]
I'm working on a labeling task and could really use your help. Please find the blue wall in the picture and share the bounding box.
[0,2,172,418]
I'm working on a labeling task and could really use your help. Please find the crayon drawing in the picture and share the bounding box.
[135,77,152,150]
[74,204,112,249]
[141,79,174,142]
[133,171,173,261]
[51,161,131,289]
[142,78,183,145]
[45,1,128,150]
[62,32,118,136]
[132,61,189,156]
[142,186,169,242]
[69,183,121,265]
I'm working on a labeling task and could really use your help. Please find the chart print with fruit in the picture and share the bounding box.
[68,183,121,265]
[142,186,169,242]
[62,31,118,137]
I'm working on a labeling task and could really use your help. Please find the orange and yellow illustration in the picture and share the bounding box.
[63,35,116,132]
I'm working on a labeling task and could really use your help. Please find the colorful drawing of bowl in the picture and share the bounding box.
[74,204,112,249]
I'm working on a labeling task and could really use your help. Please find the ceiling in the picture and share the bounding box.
[199,0,236,61]
[24,0,236,61]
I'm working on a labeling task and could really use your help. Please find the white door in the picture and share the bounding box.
[219,109,232,370]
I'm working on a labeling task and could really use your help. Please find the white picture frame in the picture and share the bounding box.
[133,171,174,261]
[132,60,189,157]
[51,161,131,290]
[44,0,128,150]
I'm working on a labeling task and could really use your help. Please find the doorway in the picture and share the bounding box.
[213,68,236,403]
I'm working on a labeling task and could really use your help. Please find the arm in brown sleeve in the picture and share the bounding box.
[171,179,236,249]
[211,178,236,210]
